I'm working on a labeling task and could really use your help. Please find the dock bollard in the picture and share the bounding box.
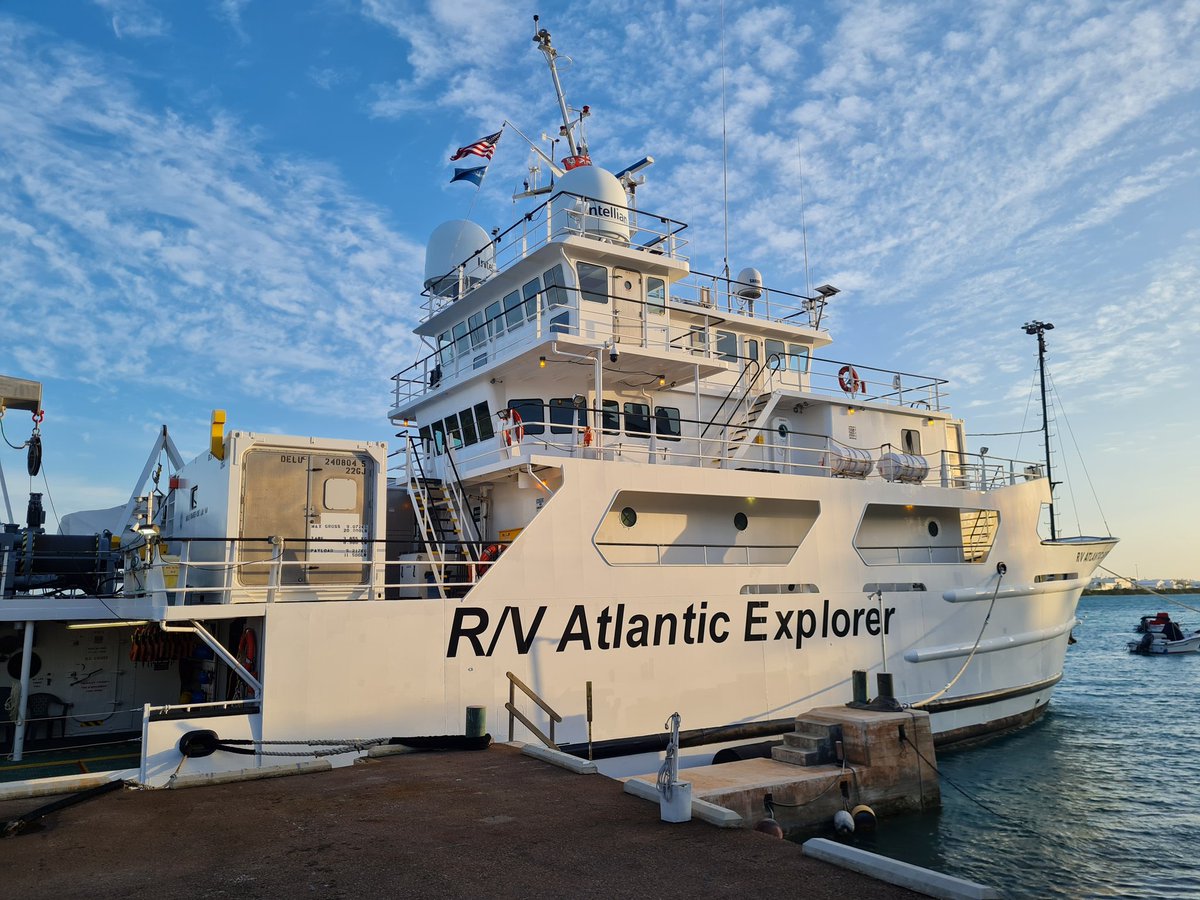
[465,705,486,738]
[658,712,692,823]
[851,670,868,704]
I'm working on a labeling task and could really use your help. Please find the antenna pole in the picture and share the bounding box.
[533,19,579,159]
[1024,320,1057,540]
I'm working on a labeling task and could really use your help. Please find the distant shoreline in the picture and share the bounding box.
[1082,588,1198,596]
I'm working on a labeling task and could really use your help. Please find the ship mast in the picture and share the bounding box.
[1024,320,1057,540]
[533,16,585,163]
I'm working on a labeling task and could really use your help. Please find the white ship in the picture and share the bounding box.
[0,26,1116,788]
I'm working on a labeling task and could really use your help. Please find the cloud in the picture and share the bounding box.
[215,0,251,42]
[90,0,168,39]
[0,18,424,421]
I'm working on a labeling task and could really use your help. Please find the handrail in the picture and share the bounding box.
[506,670,563,749]
[699,353,764,440]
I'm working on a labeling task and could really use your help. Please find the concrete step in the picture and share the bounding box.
[782,733,825,752]
[771,745,822,767]
[791,720,837,741]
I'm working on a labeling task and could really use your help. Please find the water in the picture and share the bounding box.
[849,593,1200,898]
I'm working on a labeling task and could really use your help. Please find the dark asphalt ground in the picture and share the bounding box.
[1,744,918,899]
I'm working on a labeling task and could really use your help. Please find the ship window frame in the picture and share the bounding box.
[437,331,453,365]
[601,399,621,434]
[453,321,470,358]
[654,406,681,441]
[745,339,759,364]
[509,398,545,436]
[716,330,738,362]
[459,407,479,446]
[647,276,666,315]
[474,402,495,441]
[468,312,486,349]
[689,325,709,354]
[549,397,585,435]
[623,402,651,436]
[787,343,809,372]
[902,429,922,455]
[431,420,447,455]
[503,290,524,330]
[444,412,463,449]
[485,301,504,336]
[765,339,785,370]
[522,276,542,318]
[544,263,570,307]
[577,262,608,304]
[419,425,433,455]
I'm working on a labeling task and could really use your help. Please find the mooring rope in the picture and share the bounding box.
[1097,566,1200,615]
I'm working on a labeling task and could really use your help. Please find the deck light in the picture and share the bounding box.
[658,375,666,387]
[539,356,547,368]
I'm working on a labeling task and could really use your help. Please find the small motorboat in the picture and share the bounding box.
[1128,613,1200,654]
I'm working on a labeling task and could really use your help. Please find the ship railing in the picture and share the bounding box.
[418,188,691,322]
[594,542,799,565]
[855,544,998,565]
[669,269,832,331]
[395,410,1043,494]
[390,285,947,412]
[505,671,562,748]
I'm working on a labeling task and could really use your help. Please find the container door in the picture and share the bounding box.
[612,268,643,345]
[305,451,373,585]
[239,450,313,586]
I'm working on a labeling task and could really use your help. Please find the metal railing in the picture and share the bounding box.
[505,670,562,748]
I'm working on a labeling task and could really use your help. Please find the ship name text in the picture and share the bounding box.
[446,599,897,658]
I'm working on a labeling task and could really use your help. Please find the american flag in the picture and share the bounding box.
[450,130,502,161]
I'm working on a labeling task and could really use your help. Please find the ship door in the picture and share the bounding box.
[771,417,790,469]
[239,449,372,588]
[612,268,644,346]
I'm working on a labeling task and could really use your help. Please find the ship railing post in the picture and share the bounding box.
[267,537,282,603]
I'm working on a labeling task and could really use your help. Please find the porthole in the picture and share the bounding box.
[734,512,748,531]
[620,507,638,528]
[927,520,939,537]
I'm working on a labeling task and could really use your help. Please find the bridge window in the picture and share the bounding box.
[578,262,608,303]
[503,290,523,329]
[437,331,453,365]
[453,321,470,357]
[654,406,681,441]
[544,264,570,307]
[716,330,738,362]
[602,399,621,434]
[549,397,586,434]
[431,420,446,455]
[624,402,651,435]
[509,399,545,435]
[787,343,809,372]
[522,277,541,318]
[474,402,495,441]
[647,277,665,314]
[765,339,785,369]
[459,407,479,446]
[745,339,759,364]
[468,312,486,348]
[444,412,462,449]
[485,301,504,336]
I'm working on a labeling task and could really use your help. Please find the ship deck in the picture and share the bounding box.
[1,743,918,899]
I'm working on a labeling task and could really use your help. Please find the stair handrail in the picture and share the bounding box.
[699,354,764,439]
[442,444,485,563]
[405,436,448,599]
[506,671,563,749]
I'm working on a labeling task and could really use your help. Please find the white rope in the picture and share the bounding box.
[910,569,1004,708]
[1098,566,1200,615]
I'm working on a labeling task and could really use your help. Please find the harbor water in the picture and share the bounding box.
[844,593,1200,898]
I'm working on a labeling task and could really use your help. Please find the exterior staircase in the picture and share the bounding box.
[408,476,476,598]
[724,392,775,464]
[771,719,844,766]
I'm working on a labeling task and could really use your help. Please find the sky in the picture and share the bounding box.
[0,0,1197,578]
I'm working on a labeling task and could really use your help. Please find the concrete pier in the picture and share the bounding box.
[627,706,940,832]
[0,743,921,899]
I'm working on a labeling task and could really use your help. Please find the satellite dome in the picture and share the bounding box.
[424,220,495,299]
[734,267,763,300]
[552,166,630,244]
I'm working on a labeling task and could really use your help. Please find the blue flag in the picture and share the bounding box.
[451,166,487,186]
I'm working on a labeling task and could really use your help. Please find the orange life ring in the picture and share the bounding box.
[503,410,524,447]
[838,364,865,396]
[582,426,594,448]
[475,543,503,578]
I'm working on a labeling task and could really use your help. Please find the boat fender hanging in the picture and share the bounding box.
[833,809,855,835]
[179,729,220,758]
[851,804,877,831]
[838,365,865,396]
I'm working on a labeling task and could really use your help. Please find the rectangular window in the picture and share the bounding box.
[577,262,608,303]
[647,277,665,314]
[765,339,785,370]
[438,331,454,365]
[601,399,621,434]
[544,264,570,307]
[901,429,922,455]
[549,397,583,434]
[522,277,541,319]
[745,339,759,364]
[509,399,545,436]
[654,406,681,441]
[485,301,504,336]
[444,412,462,449]
[716,330,738,362]
[624,402,651,436]
[459,408,479,446]
[690,325,709,354]
[468,312,486,348]
[474,402,494,441]
[472,353,487,370]
[453,321,470,357]
[503,290,523,329]
[431,420,446,455]
[787,343,809,372]
[418,425,432,455]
